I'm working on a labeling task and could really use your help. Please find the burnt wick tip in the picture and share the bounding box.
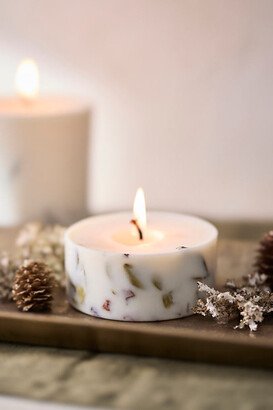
[130,219,143,240]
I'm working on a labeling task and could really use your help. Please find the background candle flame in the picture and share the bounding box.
[133,187,147,230]
[15,59,39,101]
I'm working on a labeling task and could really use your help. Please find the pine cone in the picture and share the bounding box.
[12,261,54,312]
[255,231,273,289]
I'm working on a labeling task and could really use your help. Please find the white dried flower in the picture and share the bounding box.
[245,272,268,287]
[221,292,235,303]
[248,320,257,332]
[194,273,273,331]
[206,301,218,318]
[197,281,215,295]
[236,301,264,331]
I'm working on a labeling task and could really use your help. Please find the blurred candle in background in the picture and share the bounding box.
[0,59,89,226]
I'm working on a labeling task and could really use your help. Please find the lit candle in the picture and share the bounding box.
[0,59,89,225]
[113,187,164,246]
[15,59,39,102]
[65,189,218,321]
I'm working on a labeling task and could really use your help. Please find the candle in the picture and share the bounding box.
[0,59,89,225]
[65,189,218,321]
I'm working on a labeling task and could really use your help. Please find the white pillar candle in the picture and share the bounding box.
[65,190,218,321]
[0,60,89,225]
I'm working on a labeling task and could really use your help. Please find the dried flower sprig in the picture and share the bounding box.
[16,223,65,287]
[194,272,273,331]
[0,252,22,301]
[0,223,65,301]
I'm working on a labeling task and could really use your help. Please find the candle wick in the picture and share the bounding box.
[130,219,143,240]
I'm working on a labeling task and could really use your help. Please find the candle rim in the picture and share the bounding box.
[0,95,89,119]
[65,211,218,257]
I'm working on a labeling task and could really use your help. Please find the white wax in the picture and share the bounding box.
[69,212,217,253]
[65,212,218,322]
[0,97,89,225]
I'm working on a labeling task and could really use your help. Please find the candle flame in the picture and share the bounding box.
[133,187,147,230]
[15,59,39,101]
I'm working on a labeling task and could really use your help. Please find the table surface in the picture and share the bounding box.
[0,222,273,410]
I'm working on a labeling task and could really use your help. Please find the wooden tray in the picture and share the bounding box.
[0,228,272,369]
[0,289,272,369]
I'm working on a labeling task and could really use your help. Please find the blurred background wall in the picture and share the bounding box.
[0,0,272,221]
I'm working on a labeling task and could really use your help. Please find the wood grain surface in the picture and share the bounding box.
[0,290,273,368]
